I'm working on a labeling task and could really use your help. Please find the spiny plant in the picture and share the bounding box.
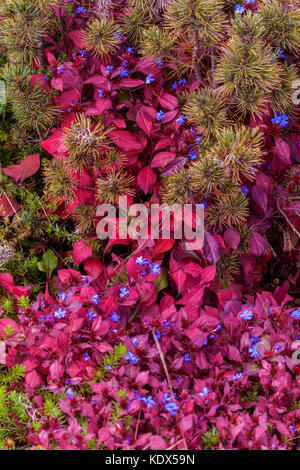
[140,25,176,62]
[216,252,239,287]
[206,191,250,229]
[96,169,135,204]
[120,7,153,45]
[162,168,193,205]
[210,125,264,184]
[1,64,59,133]
[182,88,229,143]
[0,0,48,66]
[42,159,76,204]
[81,18,122,59]
[190,155,230,196]
[163,0,226,47]
[214,11,288,117]
[63,114,112,172]
[258,0,300,55]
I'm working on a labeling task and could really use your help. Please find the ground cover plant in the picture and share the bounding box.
[0,0,299,450]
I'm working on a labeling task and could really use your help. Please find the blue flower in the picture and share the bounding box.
[86,310,97,320]
[156,110,165,121]
[127,47,135,54]
[178,78,186,86]
[57,291,66,301]
[184,353,191,362]
[145,73,154,84]
[248,345,260,358]
[275,344,281,351]
[232,372,243,381]
[150,263,161,275]
[110,312,120,322]
[199,387,211,397]
[250,336,260,345]
[132,337,139,346]
[188,149,197,160]
[176,115,187,125]
[195,136,202,145]
[120,69,130,77]
[271,112,289,128]
[136,256,149,266]
[240,308,253,320]
[66,387,76,399]
[277,49,285,58]
[212,324,222,332]
[119,287,130,298]
[165,401,179,416]
[57,65,65,75]
[54,307,67,319]
[76,6,86,14]
[240,185,249,195]
[291,309,300,320]
[235,4,246,14]
[83,352,91,361]
[155,331,161,340]
[79,50,88,56]
[289,425,295,432]
[156,59,163,66]
[105,365,112,371]
[163,319,171,326]
[172,82,178,89]
[92,294,99,305]
[66,379,71,385]
[98,89,104,98]
[125,352,138,365]
[105,65,114,75]
[142,395,156,408]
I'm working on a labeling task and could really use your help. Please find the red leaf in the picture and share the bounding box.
[109,130,146,153]
[3,154,40,183]
[68,30,84,47]
[274,137,291,164]
[119,78,144,88]
[153,238,175,255]
[159,92,178,110]
[224,228,241,250]
[84,258,103,279]
[0,197,20,217]
[136,107,154,136]
[203,232,221,264]
[137,166,157,194]
[73,240,93,265]
[201,265,216,283]
[26,370,42,389]
[150,151,176,168]
[251,185,268,213]
[249,231,266,257]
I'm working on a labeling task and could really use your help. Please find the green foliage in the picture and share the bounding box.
[0,365,25,386]
[92,344,127,383]
[37,249,58,280]
[202,426,219,450]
